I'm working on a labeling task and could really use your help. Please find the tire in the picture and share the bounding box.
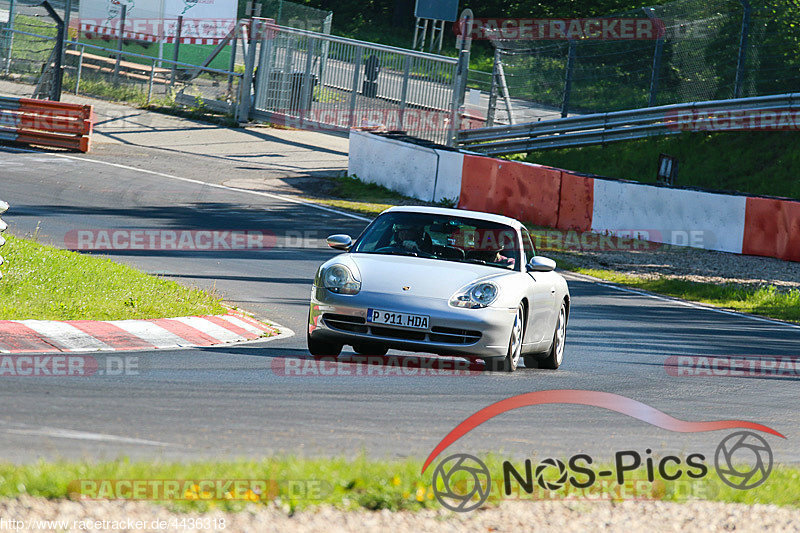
[307,332,342,357]
[540,301,567,370]
[352,343,388,356]
[486,304,524,372]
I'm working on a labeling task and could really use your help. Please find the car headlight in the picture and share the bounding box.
[321,264,361,295]
[449,281,499,309]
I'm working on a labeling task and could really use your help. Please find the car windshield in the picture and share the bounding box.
[353,212,520,270]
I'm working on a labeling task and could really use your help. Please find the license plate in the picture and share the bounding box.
[367,309,430,329]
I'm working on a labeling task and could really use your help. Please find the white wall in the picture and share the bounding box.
[347,130,463,203]
[591,179,747,254]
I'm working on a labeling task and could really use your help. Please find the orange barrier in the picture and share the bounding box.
[556,172,594,231]
[742,197,800,262]
[0,96,93,152]
[459,155,561,227]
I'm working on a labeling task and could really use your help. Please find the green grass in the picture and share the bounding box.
[555,261,800,323]
[300,174,418,216]
[520,132,800,199]
[0,234,225,320]
[0,457,796,513]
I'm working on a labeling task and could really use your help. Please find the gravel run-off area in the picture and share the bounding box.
[1,497,799,532]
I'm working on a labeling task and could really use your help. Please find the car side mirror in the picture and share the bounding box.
[327,234,353,251]
[526,256,556,272]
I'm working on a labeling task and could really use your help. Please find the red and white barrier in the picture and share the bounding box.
[348,131,800,262]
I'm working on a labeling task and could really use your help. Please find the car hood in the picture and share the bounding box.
[348,253,508,299]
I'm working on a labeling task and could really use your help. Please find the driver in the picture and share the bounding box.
[391,223,424,253]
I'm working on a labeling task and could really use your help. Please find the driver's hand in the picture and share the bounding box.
[402,240,421,253]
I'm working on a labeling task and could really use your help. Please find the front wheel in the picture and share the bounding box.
[307,332,342,357]
[540,301,567,370]
[486,304,524,372]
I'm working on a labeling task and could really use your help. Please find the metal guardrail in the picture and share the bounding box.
[0,200,7,280]
[457,93,800,155]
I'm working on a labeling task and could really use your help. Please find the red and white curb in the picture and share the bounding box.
[0,311,292,354]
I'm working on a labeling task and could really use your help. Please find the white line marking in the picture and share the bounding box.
[219,314,265,335]
[3,425,172,446]
[562,271,800,330]
[170,316,243,343]
[107,320,190,348]
[17,320,115,352]
[44,152,373,222]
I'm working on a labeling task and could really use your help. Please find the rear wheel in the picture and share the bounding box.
[486,304,524,372]
[540,301,567,370]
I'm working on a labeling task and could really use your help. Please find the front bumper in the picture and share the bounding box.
[308,286,515,358]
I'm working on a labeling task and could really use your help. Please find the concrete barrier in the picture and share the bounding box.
[742,197,800,261]
[347,130,798,262]
[556,172,594,232]
[459,155,561,227]
[347,130,462,203]
[591,179,748,254]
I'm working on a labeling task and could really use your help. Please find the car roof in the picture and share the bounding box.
[382,205,523,230]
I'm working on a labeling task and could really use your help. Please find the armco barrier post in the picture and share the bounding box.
[0,200,7,279]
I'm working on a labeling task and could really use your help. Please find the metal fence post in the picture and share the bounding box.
[237,18,258,122]
[734,0,751,98]
[4,0,16,75]
[348,47,363,128]
[398,55,411,131]
[41,0,64,101]
[75,45,83,94]
[113,5,126,86]
[645,8,664,107]
[486,48,501,127]
[254,23,274,110]
[147,58,155,104]
[227,23,239,98]
[561,39,576,118]
[171,15,183,86]
[299,37,315,123]
[447,49,469,147]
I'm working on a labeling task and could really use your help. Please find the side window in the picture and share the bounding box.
[522,230,536,263]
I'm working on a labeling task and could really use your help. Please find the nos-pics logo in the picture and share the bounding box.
[424,390,783,512]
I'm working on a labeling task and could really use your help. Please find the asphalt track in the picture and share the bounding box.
[0,147,798,469]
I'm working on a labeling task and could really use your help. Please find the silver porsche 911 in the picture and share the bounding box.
[307,206,570,371]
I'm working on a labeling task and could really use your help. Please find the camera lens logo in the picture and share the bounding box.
[432,453,491,512]
[535,458,568,490]
[715,431,773,490]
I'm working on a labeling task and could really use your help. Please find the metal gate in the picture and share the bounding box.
[251,23,466,146]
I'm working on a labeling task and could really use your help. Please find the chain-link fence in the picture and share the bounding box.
[0,0,249,116]
[253,24,466,146]
[258,0,332,34]
[471,0,799,123]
